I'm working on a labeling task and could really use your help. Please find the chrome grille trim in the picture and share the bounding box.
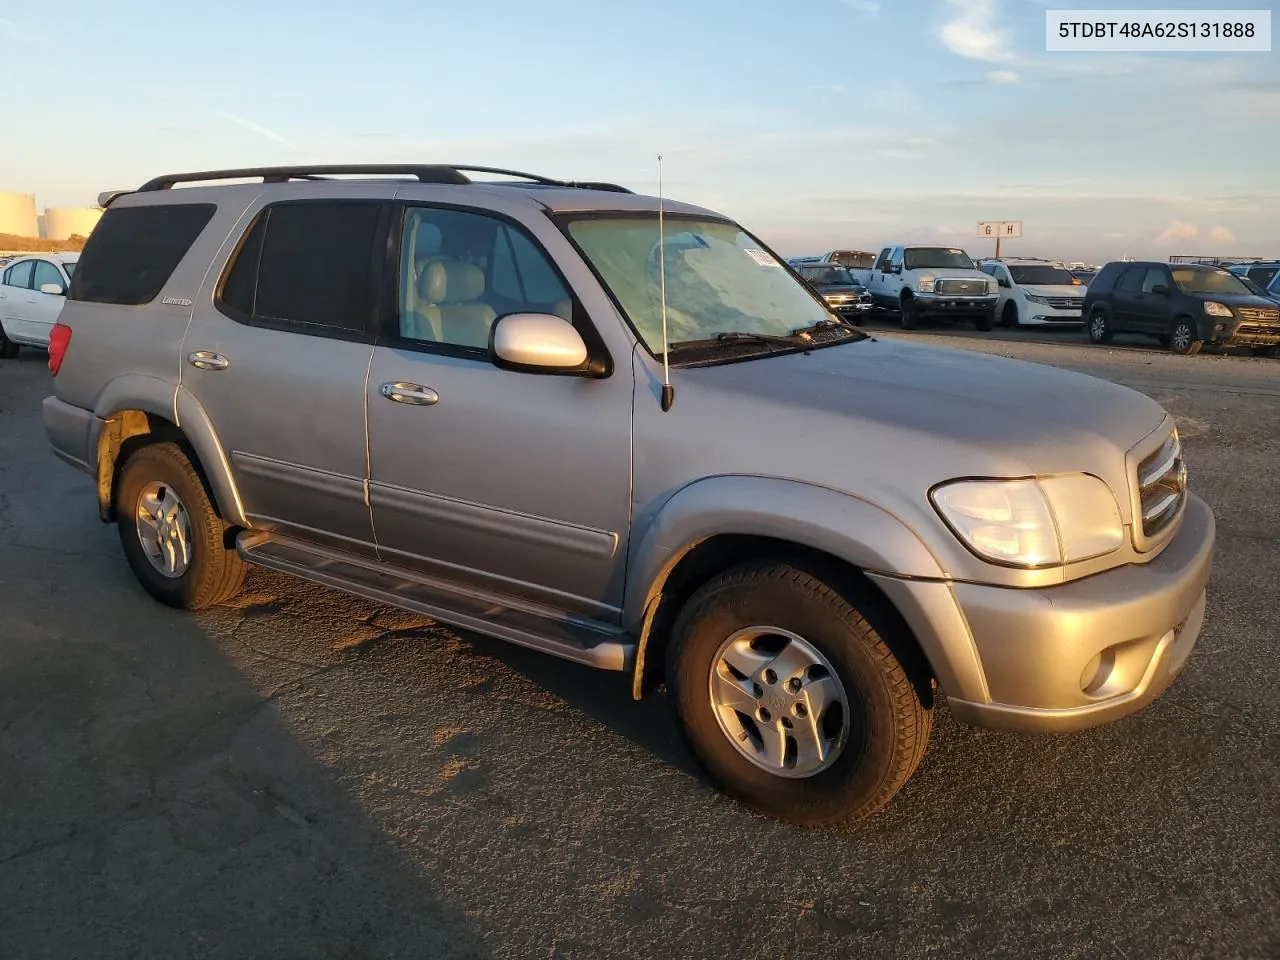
[1136,429,1187,543]
[935,278,991,296]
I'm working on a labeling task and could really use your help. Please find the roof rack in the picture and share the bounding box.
[102,164,633,206]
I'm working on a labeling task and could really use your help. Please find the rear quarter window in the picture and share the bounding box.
[69,203,216,305]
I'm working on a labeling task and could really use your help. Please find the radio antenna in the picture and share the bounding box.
[657,154,674,412]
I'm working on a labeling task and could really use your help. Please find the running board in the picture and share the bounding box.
[236,532,634,672]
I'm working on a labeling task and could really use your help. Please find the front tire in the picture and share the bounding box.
[1169,318,1201,356]
[1088,308,1113,344]
[1001,301,1021,329]
[899,297,918,330]
[665,560,932,827]
[973,312,993,332]
[116,442,247,610]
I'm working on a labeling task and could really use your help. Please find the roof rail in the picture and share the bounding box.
[103,163,634,206]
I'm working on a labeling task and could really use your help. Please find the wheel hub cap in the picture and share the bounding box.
[135,482,193,578]
[708,627,850,778]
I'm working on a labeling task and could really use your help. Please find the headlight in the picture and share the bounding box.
[917,274,936,293]
[1024,293,1049,304]
[931,475,1124,568]
[1203,301,1233,318]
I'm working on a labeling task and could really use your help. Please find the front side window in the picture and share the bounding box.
[219,202,381,334]
[566,216,832,351]
[903,247,974,270]
[3,260,33,289]
[1116,268,1146,293]
[1171,267,1251,296]
[398,207,570,350]
[33,260,65,292]
[69,203,215,305]
[1246,266,1278,289]
[1141,268,1169,293]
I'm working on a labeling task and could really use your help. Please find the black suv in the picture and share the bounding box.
[793,263,873,321]
[1084,261,1280,356]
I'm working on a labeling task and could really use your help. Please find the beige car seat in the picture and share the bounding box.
[408,259,496,348]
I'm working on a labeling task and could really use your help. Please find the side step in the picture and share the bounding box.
[237,531,635,672]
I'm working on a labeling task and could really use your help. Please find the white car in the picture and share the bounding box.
[978,258,1087,328]
[0,253,77,357]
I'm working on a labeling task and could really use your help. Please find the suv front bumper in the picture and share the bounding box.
[869,494,1214,733]
[915,294,998,317]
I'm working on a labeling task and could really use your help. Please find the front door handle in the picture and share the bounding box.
[380,382,439,406]
[187,351,229,371]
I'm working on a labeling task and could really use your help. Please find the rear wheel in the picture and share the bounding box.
[1087,308,1113,344]
[116,442,246,610]
[666,559,932,827]
[0,326,18,359]
[1169,318,1201,356]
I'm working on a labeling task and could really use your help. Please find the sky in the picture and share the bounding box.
[1,0,1277,262]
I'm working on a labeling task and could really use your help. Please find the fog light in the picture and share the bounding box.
[1080,649,1116,696]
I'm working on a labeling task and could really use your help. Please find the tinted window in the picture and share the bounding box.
[3,261,33,289]
[219,202,381,334]
[1116,268,1146,293]
[1246,266,1278,288]
[398,207,570,350]
[33,260,65,292]
[69,204,215,305]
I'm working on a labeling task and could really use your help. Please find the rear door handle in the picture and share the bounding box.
[187,351,229,371]
[380,382,439,406]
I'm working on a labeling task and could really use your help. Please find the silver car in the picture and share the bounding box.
[43,164,1214,826]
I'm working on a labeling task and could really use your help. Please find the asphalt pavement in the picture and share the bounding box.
[2,322,1277,960]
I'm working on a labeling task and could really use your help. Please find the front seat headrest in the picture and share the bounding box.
[418,260,486,304]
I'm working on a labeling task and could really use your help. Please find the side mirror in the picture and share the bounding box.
[489,312,589,374]
[998,277,1010,288]
[40,283,66,296]
[1150,284,1170,296]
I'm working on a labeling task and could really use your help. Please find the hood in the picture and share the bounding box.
[1022,284,1085,297]
[648,337,1168,524]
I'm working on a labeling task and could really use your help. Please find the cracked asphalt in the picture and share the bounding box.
[1,325,1278,960]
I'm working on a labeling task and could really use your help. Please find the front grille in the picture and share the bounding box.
[1042,296,1085,310]
[935,278,990,296]
[1238,306,1279,324]
[1137,430,1187,542]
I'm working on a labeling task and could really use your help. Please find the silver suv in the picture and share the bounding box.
[43,164,1215,826]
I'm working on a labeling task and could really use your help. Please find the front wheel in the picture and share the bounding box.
[116,442,247,610]
[1170,318,1202,356]
[1001,302,1021,329]
[899,298,918,330]
[665,560,933,827]
[1087,308,1113,344]
[972,312,993,332]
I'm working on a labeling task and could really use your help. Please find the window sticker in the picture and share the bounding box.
[744,248,780,268]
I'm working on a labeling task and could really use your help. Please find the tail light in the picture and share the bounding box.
[48,323,72,376]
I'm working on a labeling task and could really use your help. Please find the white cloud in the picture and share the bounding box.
[1156,220,1199,243]
[216,111,295,149]
[987,70,1021,84]
[1208,225,1237,244]
[936,225,960,235]
[937,0,1014,63]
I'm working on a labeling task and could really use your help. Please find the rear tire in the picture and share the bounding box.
[1087,308,1113,344]
[116,442,246,610]
[0,326,18,359]
[665,559,932,827]
[1169,318,1201,356]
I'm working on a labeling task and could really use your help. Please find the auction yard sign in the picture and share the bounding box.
[977,221,1023,239]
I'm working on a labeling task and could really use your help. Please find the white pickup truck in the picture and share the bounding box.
[851,245,998,331]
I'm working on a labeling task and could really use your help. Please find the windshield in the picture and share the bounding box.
[799,265,857,285]
[1171,267,1252,296]
[1009,264,1079,286]
[566,217,833,350]
[903,247,974,270]
[828,251,876,269]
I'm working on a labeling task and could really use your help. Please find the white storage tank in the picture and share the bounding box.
[0,192,40,237]
[44,207,102,241]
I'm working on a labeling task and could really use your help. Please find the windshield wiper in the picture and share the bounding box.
[669,331,808,351]
[791,318,870,341]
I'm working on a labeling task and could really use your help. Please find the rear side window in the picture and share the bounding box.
[69,203,215,305]
[218,202,381,335]
[3,260,33,289]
